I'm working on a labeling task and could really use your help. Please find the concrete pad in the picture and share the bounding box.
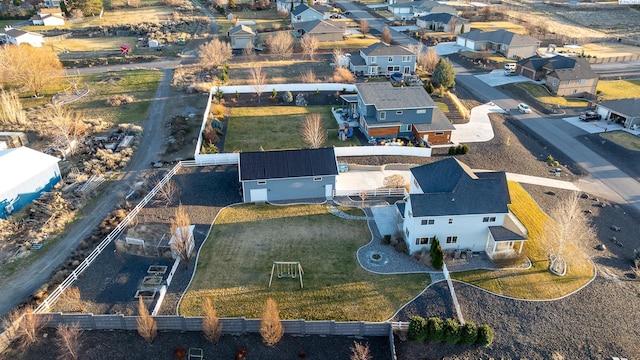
[475,70,533,87]
[562,116,639,135]
[450,102,503,144]
[370,205,399,237]
[505,173,579,191]
[335,169,411,192]
[434,42,463,56]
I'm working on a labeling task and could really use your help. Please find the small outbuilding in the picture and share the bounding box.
[228,24,256,50]
[0,147,61,218]
[239,148,338,203]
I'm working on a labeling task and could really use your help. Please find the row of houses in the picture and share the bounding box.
[1,7,65,47]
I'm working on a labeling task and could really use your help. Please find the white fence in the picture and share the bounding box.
[334,146,432,157]
[189,153,239,166]
[334,188,406,198]
[213,83,357,94]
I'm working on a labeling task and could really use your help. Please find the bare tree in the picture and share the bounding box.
[416,47,439,74]
[197,38,233,71]
[260,298,284,346]
[300,34,319,60]
[333,48,346,68]
[381,26,392,44]
[250,65,267,100]
[547,192,596,259]
[155,179,181,207]
[277,8,289,19]
[43,104,88,156]
[136,297,157,343]
[243,41,255,59]
[301,113,326,148]
[331,67,355,83]
[299,69,317,83]
[350,341,372,360]
[383,174,406,189]
[1,306,50,349]
[359,19,370,38]
[56,323,82,360]
[265,31,293,59]
[202,298,222,344]
[170,203,194,268]
[57,287,85,313]
[0,89,27,125]
[0,44,64,97]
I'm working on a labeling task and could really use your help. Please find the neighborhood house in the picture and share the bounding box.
[293,19,345,42]
[398,158,528,258]
[227,25,256,50]
[348,42,417,77]
[1,27,45,47]
[594,98,640,130]
[290,3,329,23]
[239,148,338,203]
[30,8,65,26]
[456,29,539,59]
[517,55,598,97]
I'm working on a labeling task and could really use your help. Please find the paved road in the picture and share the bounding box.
[0,69,174,317]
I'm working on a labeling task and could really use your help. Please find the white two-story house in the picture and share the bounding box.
[397,158,528,258]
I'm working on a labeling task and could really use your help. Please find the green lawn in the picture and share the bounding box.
[67,70,163,125]
[516,83,589,108]
[596,79,640,100]
[452,182,595,300]
[180,204,429,321]
[224,105,360,152]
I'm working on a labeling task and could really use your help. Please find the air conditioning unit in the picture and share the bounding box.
[4,204,14,215]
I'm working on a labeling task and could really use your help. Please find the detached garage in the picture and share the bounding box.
[0,147,61,219]
[239,148,338,203]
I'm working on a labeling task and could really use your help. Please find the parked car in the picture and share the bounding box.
[517,103,532,114]
[343,11,352,15]
[504,70,517,76]
[504,63,516,71]
[579,111,601,122]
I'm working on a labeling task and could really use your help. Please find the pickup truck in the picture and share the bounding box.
[579,111,601,122]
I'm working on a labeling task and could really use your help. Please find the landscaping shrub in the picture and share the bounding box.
[459,322,478,345]
[106,94,134,107]
[443,318,461,344]
[476,324,494,347]
[393,239,409,254]
[426,317,444,343]
[408,316,428,342]
[431,244,443,270]
[425,82,435,94]
[448,146,455,155]
[282,90,293,103]
[215,87,224,100]
[429,236,440,260]
[200,142,219,154]
[382,234,391,245]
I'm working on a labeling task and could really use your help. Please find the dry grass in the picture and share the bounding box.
[516,83,589,107]
[600,131,640,151]
[48,37,138,53]
[71,6,175,27]
[317,35,379,50]
[581,42,640,57]
[596,79,640,100]
[470,21,528,35]
[260,298,284,347]
[451,182,595,299]
[229,59,334,85]
[136,297,157,344]
[180,204,429,321]
[202,298,222,344]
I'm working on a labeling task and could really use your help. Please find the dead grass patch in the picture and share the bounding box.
[600,131,640,151]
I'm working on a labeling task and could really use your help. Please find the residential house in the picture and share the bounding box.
[44,0,61,8]
[388,0,457,20]
[228,25,256,49]
[456,29,539,59]
[516,55,598,97]
[0,147,61,219]
[239,148,338,203]
[290,3,329,23]
[354,82,455,144]
[398,158,527,257]
[416,13,468,34]
[293,19,344,42]
[278,0,330,13]
[1,27,45,47]
[594,99,640,130]
[31,8,65,26]
[348,42,417,76]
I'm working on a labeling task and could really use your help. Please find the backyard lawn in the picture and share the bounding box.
[516,83,589,108]
[596,79,640,100]
[229,59,335,85]
[600,130,640,151]
[452,182,595,300]
[180,204,429,321]
[224,105,360,151]
[470,21,528,35]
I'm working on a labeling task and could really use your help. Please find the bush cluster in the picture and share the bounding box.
[448,144,470,155]
[407,316,493,347]
[106,94,134,107]
[430,237,443,270]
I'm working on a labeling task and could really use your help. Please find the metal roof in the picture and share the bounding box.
[239,148,338,181]
[0,147,60,192]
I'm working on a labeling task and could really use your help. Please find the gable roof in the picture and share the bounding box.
[457,29,538,47]
[239,148,338,181]
[291,3,322,16]
[597,98,640,117]
[417,13,464,23]
[361,42,414,56]
[356,82,436,110]
[3,28,44,39]
[0,147,60,192]
[408,158,510,217]
[39,8,63,15]
[293,19,343,34]
[547,58,598,80]
[413,1,456,13]
[228,24,255,36]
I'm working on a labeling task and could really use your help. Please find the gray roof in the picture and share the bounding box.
[361,42,414,56]
[412,107,456,131]
[228,24,255,36]
[457,29,538,47]
[417,13,466,24]
[356,82,435,110]
[598,98,640,117]
[517,55,575,71]
[3,28,43,38]
[409,158,510,217]
[488,226,526,241]
[239,148,338,181]
[291,3,321,16]
[413,1,457,13]
[293,19,343,34]
[547,58,597,81]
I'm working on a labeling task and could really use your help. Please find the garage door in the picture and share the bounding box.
[249,189,268,202]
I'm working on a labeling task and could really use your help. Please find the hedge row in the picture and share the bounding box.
[408,316,494,347]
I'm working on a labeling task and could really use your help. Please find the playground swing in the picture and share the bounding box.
[268,261,304,288]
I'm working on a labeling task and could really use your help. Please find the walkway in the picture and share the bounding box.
[450,102,503,144]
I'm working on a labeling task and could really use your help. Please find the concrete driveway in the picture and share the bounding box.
[562,116,640,136]
[449,102,504,144]
[475,69,536,87]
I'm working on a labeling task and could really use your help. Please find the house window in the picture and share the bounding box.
[416,109,426,114]
[448,218,453,224]
[421,219,434,225]
[483,216,496,222]
[578,79,586,84]
[405,228,410,237]
[296,15,301,21]
[380,111,386,120]
[400,124,411,132]
[313,177,322,181]
[446,236,458,244]
[552,79,559,87]
[435,132,444,136]
[387,66,400,72]
[368,56,376,63]
[416,237,430,245]
[396,111,403,115]
[402,55,412,62]
[388,56,394,62]
[257,180,266,185]
[413,179,419,188]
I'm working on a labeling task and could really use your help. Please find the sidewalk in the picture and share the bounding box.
[449,102,503,144]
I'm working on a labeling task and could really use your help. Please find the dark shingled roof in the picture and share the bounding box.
[598,98,640,117]
[517,55,576,71]
[356,82,435,110]
[293,19,343,34]
[239,148,338,181]
[228,24,255,36]
[488,226,527,241]
[417,13,454,23]
[292,3,321,16]
[408,158,510,216]
[361,42,414,56]
[458,29,538,47]
[547,58,598,81]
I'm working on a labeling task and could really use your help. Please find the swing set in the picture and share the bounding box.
[268,261,304,288]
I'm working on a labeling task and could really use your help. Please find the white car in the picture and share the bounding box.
[517,103,532,114]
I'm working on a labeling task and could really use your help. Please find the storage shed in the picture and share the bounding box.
[239,148,338,203]
[0,147,61,218]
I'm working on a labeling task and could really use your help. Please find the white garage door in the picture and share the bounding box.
[250,189,268,202]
